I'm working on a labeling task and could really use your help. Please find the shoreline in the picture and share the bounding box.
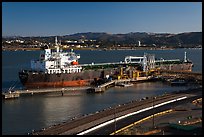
[2,47,202,51]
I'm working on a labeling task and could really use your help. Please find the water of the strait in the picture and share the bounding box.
[2,49,202,135]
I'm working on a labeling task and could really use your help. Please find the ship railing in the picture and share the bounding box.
[155,59,180,63]
[76,61,140,67]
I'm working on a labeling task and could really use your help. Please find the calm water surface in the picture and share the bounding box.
[2,49,202,135]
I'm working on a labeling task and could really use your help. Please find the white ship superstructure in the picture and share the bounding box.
[31,37,82,74]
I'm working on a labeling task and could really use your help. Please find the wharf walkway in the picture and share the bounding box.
[92,80,116,92]
[2,79,149,99]
[2,86,90,99]
[87,78,148,93]
[2,70,202,99]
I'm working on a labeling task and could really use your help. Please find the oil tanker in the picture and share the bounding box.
[19,37,193,89]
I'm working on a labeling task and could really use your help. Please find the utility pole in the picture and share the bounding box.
[152,97,155,129]
[114,107,116,135]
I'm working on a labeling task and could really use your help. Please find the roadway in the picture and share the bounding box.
[32,87,202,135]
[136,106,202,135]
[85,94,201,135]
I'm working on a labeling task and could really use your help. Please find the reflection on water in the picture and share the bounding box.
[2,81,197,135]
[2,49,202,135]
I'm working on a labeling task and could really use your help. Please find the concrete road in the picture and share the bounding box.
[85,94,201,135]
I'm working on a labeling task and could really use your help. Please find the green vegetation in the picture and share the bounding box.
[169,123,197,131]
[2,32,202,51]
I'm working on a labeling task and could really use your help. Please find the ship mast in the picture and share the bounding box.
[55,36,59,52]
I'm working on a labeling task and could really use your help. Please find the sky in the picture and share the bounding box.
[2,2,202,37]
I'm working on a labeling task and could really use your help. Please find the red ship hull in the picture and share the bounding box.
[19,68,120,89]
[19,63,193,89]
[24,79,91,89]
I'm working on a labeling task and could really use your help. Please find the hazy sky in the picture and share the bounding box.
[2,2,202,37]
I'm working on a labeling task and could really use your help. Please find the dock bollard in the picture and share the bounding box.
[61,90,64,96]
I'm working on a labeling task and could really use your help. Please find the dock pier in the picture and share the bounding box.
[2,71,202,99]
[2,87,90,100]
[87,78,148,93]
[87,80,116,93]
[2,92,20,99]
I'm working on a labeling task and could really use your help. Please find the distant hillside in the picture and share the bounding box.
[2,32,202,49]
[62,32,202,47]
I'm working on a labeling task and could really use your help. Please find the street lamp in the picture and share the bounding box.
[114,106,116,135]
[152,97,156,129]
